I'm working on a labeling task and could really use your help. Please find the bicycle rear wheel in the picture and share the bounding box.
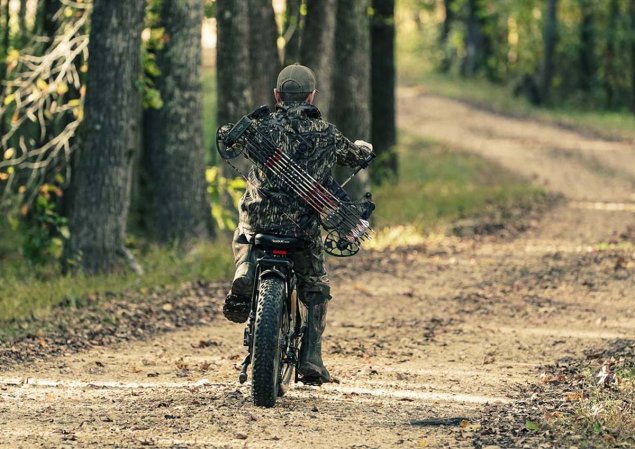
[251,276,286,407]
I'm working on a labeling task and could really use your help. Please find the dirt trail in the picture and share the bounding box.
[1,91,634,448]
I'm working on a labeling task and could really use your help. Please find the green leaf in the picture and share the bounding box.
[525,420,539,431]
[59,226,70,239]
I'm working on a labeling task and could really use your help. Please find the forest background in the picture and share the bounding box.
[0,0,634,323]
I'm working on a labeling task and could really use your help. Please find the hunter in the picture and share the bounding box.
[223,63,373,384]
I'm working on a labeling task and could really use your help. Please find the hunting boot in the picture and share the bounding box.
[223,233,254,323]
[298,301,331,384]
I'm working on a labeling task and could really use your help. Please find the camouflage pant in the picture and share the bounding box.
[232,228,331,305]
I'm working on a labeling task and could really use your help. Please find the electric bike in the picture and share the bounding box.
[238,233,305,408]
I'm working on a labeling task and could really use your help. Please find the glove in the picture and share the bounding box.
[354,140,374,168]
[354,140,373,153]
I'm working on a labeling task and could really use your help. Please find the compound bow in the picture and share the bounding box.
[216,105,375,257]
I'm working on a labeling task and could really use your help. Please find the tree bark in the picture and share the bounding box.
[1,0,9,138]
[216,0,252,179]
[143,0,212,244]
[605,0,619,109]
[440,0,454,72]
[247,0,280,109]
[630,0,635,113]
[2,0,9,56]
[216,0,252,125]
[370,0,397,183]
[331,0,371,198]
[35,0,59,40]
[461,0,493,78]
[66,0,145,274]
[1,0,9,82]
[18,0,27,47]
[539,0,558,104]
[284,0,304,65]
[578,0,596,92]
[462,0,480,76]
[300,0,336,119]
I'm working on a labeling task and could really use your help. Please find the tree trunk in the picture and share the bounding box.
[1,0,9,138]
[539,0,558,104]
[370,0,397,183]
[247,0,280,109]
[440,0,454,72]
[284,0,304,65]
[578,0,596,93]
[331,0,371,199]
[143,0,212,244]
[216,0,252,179]
[35,0,59,40]
[2,0,9,57]
[300,0,336,119]
[630,0,635,113]
[18,0,27,47]
[462,0,480,76]
[66,0,145,274]
[605,0,619,109]
[1,0,9,82]
[216,0,252,126]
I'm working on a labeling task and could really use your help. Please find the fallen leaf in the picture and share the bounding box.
[162,303,173,312]
[459,419,481,431]
[565,391,583,401]
[199,361,212,372]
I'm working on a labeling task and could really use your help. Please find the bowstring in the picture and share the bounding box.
[240,127,373,240]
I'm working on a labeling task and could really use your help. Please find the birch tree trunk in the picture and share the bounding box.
[66,0,145,273]
[143,0,212,244]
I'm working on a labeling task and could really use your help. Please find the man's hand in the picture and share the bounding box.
[354,140,374,168]
[354,140,373,153]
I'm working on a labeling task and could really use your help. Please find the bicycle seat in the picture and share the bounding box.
[254,233,304,250]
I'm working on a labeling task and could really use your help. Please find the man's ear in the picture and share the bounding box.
[306,90,316,104]
[274,88,282,103]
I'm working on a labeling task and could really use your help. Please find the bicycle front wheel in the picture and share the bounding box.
[251,276,285,407]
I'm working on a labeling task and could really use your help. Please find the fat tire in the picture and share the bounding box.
[251,276,285,407]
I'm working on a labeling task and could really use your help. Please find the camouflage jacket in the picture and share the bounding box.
[238,102,372,238]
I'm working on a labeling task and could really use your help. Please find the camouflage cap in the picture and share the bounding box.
[276,63,316,93]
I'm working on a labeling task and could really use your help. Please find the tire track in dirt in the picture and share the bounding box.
[0,93,634,448]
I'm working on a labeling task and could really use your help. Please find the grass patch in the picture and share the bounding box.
[568,364,635,448]
[0,235,234,325]
[397,52,635,141]
[372,132,549,235]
